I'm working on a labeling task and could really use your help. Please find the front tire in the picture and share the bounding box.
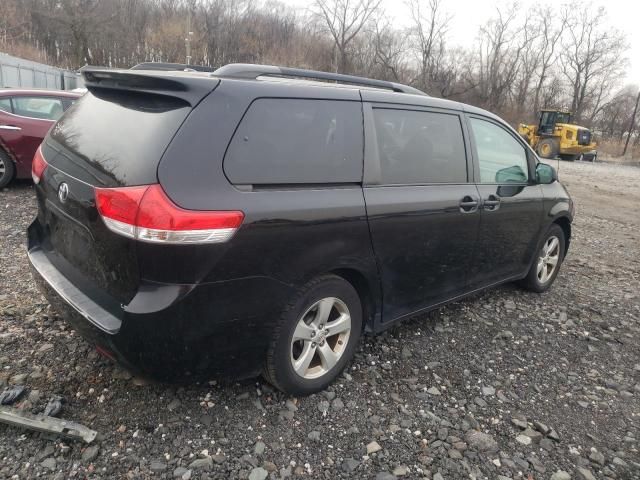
[518,224,565,293]
[0,150,16,188]
[536,138,559,159]
[264,275,362,395]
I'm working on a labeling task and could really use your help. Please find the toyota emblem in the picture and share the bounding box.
[58,182,69,203]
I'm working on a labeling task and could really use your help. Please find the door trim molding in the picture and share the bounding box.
[374,271,526,331]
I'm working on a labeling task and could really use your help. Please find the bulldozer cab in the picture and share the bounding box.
[538,110,572,134]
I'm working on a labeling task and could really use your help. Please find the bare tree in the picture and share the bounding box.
[531,7,566,114]
[597,86,639,140]
[31,0,107,68]
[314,0,382,73]
[406,0,451,94]
[474,4,528,111]
[622,88,640,155]
[561,5,627,123]
[370,21,408,81]
[512,15,542,115]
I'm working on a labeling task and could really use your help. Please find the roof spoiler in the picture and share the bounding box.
[80,67,218,106]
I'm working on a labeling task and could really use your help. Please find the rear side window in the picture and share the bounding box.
[13,97,65,120]
[0,98,12,113]
[468,118,529,184]
[225,99,363,184]
[373,108,467,184]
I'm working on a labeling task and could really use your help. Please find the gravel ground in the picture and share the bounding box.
[1,160,639,480]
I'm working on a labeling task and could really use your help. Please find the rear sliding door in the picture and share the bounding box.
[362,104,480,322]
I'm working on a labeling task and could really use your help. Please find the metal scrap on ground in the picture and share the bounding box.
[0,406,97,443]
[0,385,26,405]
[43,395,63,417]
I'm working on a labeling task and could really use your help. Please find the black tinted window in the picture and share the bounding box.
[225,99,362,184]
[373,108,467,184]
[49,90,190,185]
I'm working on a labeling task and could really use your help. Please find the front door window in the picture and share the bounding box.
[469,118,529,184]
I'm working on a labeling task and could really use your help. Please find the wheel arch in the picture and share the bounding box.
[552,215,571,256]
[330,267,379,334]
[0,139,17,164]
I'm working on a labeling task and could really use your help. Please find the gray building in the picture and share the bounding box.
[0,53,82,90]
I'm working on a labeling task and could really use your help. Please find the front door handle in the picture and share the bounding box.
[459,196,479,213]
[0,125,22,131]
[483,194,501,211]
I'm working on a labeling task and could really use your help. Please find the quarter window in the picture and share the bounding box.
[12,97,65,120]
[225,99,363,184]
[469,118,529,184]
[373,108,467,184]
[0,98,12,113]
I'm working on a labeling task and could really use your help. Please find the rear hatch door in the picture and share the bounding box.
[35,70,218,304]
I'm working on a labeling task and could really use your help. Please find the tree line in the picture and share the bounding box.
[1,0,638,147]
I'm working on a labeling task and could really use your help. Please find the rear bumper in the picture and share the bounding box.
[28,220,292,381]
[29,247,122,334]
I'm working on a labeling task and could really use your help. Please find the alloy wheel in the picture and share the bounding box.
[0,157,5,178]
[290,297,351,379]
[537,235,560,284]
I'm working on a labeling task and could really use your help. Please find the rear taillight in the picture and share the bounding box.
[94,184,244,244]
[32,146,48,184]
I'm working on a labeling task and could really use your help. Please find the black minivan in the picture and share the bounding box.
[28,64,573,395]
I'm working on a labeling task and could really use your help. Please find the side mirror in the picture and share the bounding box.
[536,163,557,184]
[495,165,528,183]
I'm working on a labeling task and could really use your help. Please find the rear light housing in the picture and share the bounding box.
[94,184,244,244]
[32,146,48,184]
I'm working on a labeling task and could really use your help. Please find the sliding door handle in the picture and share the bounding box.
[459,196,479,213]
[483,195,501,211]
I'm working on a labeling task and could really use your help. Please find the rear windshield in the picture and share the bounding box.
[48,89,191,186]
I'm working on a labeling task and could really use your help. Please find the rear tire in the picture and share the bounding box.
[0,150,15,188]
[536,138,559,159]
[518,224,565,293]
[264,275,362,395]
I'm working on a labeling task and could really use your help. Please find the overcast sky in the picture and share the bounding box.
[281,0,640,84]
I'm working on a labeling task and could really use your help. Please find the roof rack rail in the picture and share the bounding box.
[131,62,216,73]
[212,63,426,96]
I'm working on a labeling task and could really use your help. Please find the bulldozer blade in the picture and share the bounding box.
[0,406,97,443]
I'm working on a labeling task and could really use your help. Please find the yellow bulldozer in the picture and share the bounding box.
[518,109,597,161]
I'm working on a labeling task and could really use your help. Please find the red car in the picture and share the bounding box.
[0,89,81,187]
